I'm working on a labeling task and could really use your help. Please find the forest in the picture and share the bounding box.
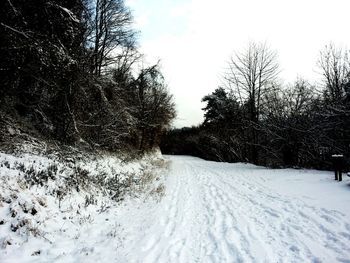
[0,0,176,153]
[1,0,350,170]
[161,43,350,169]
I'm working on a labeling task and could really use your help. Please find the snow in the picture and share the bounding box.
[332,154,344,158]
[57,5,80,23]
[0,151,167,262]
[119,156,350,262]
[1,154,350,262]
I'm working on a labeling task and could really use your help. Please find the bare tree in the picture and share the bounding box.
[262,78,319,165]
[317,44,350,157]
[318,44,350,103]
[224,42,279,163]
[225,42,280,122]
[87,0,137,76]
[283,78,315,117]
[132,64,176,151]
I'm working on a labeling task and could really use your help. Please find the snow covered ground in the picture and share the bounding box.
[0,151,167,263]
[1,155,350,262]
[120,156,350,263]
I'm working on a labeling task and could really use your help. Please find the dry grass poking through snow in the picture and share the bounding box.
[0,149,169,261]
[141,158,170,201]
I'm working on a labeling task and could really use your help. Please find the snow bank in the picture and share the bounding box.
[0,151,168,262]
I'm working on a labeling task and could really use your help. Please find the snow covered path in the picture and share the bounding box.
[121,155,350,263]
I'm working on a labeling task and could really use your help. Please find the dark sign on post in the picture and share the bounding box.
[331,154,344,182]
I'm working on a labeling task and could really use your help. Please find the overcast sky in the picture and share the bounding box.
[126,0,350,128]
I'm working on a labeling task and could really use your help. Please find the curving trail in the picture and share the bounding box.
[122,156,350,263]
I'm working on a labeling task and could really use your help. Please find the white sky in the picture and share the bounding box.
[126,0,350,127]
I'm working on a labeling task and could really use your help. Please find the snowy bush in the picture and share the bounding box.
[0,150,168,260]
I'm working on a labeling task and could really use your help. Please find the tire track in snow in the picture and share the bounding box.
[195,162,350,262]
[139,158,205,263]
[122,156,350,263]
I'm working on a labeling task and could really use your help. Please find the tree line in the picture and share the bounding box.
[161,43,350,169]
[0,0,176,152]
